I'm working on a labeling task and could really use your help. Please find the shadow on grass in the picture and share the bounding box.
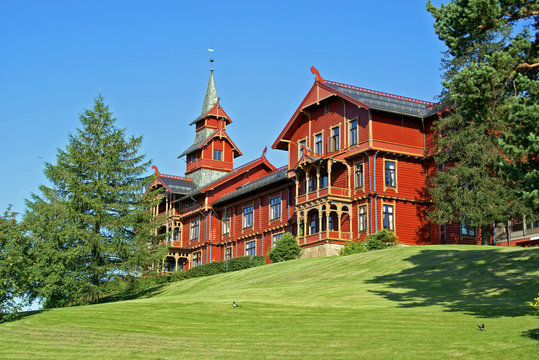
[522,328,539,341]
[98,284,167,304]
[1,309,46,324]
[366,248,539,318]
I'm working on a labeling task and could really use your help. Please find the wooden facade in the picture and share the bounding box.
[149,67,536,272]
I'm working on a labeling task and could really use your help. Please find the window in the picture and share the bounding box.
[222,212,230,235]
[225,247,232,259]
[213,149,222,161]
[189,152,198,163]
[359,205,367,232]
[320,173,328,188]
[173,228,179,241]
[325,102,329,114]
[243,205,254,228]
[308,177,316,193]
[315,133,323,154]
[190,218,199,240]
[299,139,307,157]
[270,196,281,220]
[245,240,256,256]
[331,127,340,151]
[272,233,284,247]
[350,119,357,146]
[355,163,364,188]
[461,222,476,236]
[192,251,201,267]
[385,160,396,187]
[382,204,394,231]
[528,220,539,229]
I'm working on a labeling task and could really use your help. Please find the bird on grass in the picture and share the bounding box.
[478,324,485,331]
[233,301,238,308]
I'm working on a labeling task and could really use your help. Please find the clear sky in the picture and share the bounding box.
[0,0,446,216]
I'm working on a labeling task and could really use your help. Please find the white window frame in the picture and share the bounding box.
[331,126,340,152]
[243,204,254,228]
[358,204,368,233]
[192,251,202,267]
[190,218,200,240]
[382,204,395,231]
[269,195,282,221]
[222,211,230,235]
[355,161,364,189]
[384,159,397,188]
[314,133,323,155]
[213,149,223,161]
[245,240,256,256]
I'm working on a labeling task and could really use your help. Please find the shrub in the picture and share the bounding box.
[181,256,266,280]
[532,293,539,312]
[365,229,397,250]
[268,232,301,263]
[339,241,368,256]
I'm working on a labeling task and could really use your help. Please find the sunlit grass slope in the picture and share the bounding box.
[1,245,538,359]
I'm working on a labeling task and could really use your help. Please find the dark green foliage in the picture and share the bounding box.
[339,241,367,256]
[341,230,397,256]
[0,207,31,321]
[365,229,397,251]
[24,95,165,308]
[426,0,538,225]
[268,232,301,263]
[180,256,266,280]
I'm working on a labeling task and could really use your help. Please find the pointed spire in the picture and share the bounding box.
[201,58,218,115]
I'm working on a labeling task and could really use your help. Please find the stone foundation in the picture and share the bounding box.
[299,242,344,258]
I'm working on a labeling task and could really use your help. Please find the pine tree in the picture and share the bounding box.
[24,95,165,308]
[426,1,538,230]
[0,207,31,320]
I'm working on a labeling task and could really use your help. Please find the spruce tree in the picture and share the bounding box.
[25,95,165,307]
[268,233,301,262]
[426,1,538,230]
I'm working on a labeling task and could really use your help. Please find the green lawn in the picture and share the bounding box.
[1,245,538,359]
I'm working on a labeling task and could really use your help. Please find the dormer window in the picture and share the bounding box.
[213,149,223,161]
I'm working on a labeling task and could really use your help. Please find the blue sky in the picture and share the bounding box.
[0,0,445,216]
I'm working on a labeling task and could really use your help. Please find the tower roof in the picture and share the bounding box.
[200,63,218,115]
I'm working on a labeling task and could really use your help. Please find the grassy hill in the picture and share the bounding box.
[1,245,538,359]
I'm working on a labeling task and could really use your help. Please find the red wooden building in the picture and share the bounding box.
[149,65,536,272]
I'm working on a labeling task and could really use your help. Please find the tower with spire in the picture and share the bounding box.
[178,59,242,187]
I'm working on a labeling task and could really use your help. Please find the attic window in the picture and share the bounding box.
[213,149,223,161]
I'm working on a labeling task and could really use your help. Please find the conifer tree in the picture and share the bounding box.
[25,95,165,308]
[426,0,538,230]
[268,233,301,262]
